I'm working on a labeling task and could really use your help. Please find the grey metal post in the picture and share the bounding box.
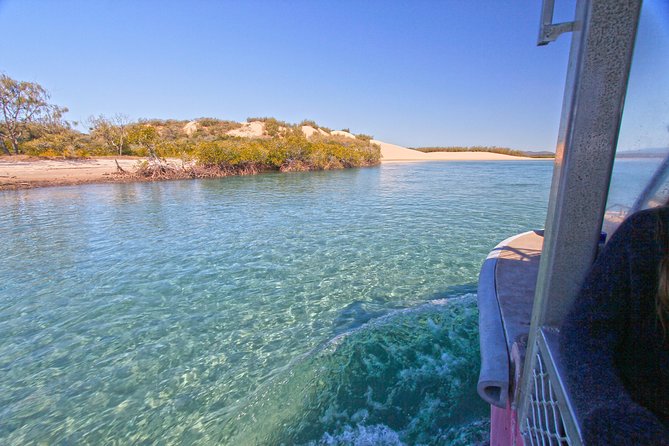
[518,0,641,427]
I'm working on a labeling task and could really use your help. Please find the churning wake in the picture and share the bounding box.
[220,294,489,445]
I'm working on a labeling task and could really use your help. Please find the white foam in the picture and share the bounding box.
[323,293,477,351]
[313,424,404,446]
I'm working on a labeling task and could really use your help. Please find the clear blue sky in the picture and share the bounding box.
[0,1,666,151]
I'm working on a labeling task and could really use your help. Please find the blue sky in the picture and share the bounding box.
[0,1,665,151]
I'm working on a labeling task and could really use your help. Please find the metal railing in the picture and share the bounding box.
[522,329,582,446]
[524,351,569,445]
[537,0,575,45]
[519,0,641,439]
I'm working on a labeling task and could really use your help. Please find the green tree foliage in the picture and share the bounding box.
[0,74,68,155]
[21,128,92,158]
[246,117,291,127]
[263,119,283,137]
[246,117,291,137]
[14,113,382,170]
[127,125,159,159]
[195,132,380,173]
[2,76,381,174]
[194,118,241,135]
[299,119,318,128]
[89,114,129,155]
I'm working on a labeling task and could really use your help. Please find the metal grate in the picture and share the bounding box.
[523,351,571,446]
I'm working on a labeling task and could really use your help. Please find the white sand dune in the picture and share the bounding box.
[183,120,199,136]
[301,125,318,138]
[302,125,333,138]
[187,121,534,161]
[372,140,428,161]
[227,121,265,138]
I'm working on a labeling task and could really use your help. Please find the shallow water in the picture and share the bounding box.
[2,161,556,444]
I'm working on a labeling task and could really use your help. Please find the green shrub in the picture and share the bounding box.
[198,118,220,127]
[9,112,382,176]
[299,119,318,128]
[157,139,195,158]
[21,129,92,158]
[194,131,380,172]
[264,119,282,137]
[246,116,290,126]
[245,117,293,137]
[193,119,242,137]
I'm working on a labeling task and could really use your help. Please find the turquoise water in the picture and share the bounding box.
[1,161,555,445]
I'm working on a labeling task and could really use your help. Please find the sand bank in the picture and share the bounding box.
[0,157,144,190]
[375,140,540,162]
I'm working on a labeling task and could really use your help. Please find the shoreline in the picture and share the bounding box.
[0,157,147,191]
[380,155,549,162]
[0,152,549,191]
[370,140,549,162]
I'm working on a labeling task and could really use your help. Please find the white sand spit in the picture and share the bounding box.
[372,139,536,161]
[422,151,533,160]
[373,140,429,160]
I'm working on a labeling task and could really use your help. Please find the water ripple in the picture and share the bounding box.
[0,162,553,444]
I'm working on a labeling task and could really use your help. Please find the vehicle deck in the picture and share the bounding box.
[494,230,543,358]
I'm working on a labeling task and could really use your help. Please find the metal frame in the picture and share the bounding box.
[523,328,584,446]
[519,0,642,436]
[535,328,583,445]
[538,0,576,45]
[524,350,571,445]
[631,154,669,214]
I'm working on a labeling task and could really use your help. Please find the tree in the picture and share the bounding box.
[0,74,68,155]
[89,114,130,155]
[127,125,159,159]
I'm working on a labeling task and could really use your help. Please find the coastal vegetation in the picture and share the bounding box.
[413,146,554,158]
[0,74,68,155]
[0,74,381,177]
[194,131,379,172]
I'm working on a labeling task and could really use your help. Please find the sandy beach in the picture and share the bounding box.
[0,157,144,190]
[372,140,538,161]
[0,141,544,191]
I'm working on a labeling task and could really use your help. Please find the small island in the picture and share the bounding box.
[1,75,548,190]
